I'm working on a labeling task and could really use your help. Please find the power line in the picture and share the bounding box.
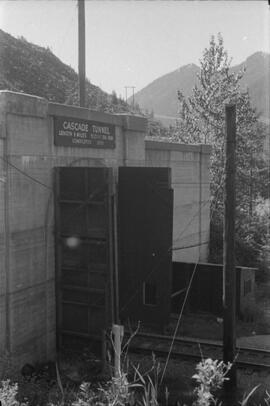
[172,241,209,251]
[160,261,198,384]
[124,86,136,107]
[119,171,226,314]
[1,154,225,334]
[0,156,52,190]
[159,169,226,384]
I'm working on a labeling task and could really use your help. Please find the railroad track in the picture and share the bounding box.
[125,331,270,371]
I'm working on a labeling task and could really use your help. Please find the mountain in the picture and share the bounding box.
[0,29,129,113]
[231,52,270,122]
[132,63,199,121]
[133,52,270,125]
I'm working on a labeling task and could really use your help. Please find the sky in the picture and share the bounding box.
[0,1,269,98]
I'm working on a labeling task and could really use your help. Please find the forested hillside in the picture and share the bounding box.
[0,29,129,113]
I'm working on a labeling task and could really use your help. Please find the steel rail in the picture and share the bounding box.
[124,331,270,372]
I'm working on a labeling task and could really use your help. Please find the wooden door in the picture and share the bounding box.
[55,167,113,346]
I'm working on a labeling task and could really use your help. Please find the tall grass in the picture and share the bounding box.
[0,329,269,405]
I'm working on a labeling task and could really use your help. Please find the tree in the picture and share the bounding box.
[146,115,170,140]
[173,33,267,266]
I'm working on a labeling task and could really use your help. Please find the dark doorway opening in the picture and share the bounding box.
[55,166,174,347]
[118,167,174,333]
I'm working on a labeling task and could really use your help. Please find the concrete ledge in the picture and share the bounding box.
[0,91,48,118]
[49,103,148,132]
[145,140,211,154]
[48,102,123,126]
[0,92,148,134]
[119,114,148,132]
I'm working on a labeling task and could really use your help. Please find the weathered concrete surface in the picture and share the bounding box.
[145,141,211,262]
[0,91,149,368]
[0,91,211,368]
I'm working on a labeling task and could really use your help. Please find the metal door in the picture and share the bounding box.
[55,167,113,346]
[118,167,173,331]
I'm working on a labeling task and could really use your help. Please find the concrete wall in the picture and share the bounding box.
[145,141,211,262]
[0,91,147,368]
[0,91,211,368]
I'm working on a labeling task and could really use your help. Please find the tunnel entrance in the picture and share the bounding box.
[55,166,173,348]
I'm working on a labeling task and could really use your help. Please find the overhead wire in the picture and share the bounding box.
[1,148,228,318]
[118,198,210,314]
[0,155,52,190]
[53,159,215,312]
[160,169,225,384]
[119,169,226,314]
[0,154,222,190]
[160,147,244,384]
[3,137,250,363]
[117,165,227,386]
[160,261,198,384]
[172,241,209,251]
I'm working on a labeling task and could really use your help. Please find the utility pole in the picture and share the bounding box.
[131,86,135,109]
[223,104,237,401]
[78,0,85,107]
[249,152,253,219]
[124,86,136,108]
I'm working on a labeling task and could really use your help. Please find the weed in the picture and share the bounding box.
[0,380,27,406]
[192,358,231,406]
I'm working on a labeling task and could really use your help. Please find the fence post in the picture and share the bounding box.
[112,324,124,378]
